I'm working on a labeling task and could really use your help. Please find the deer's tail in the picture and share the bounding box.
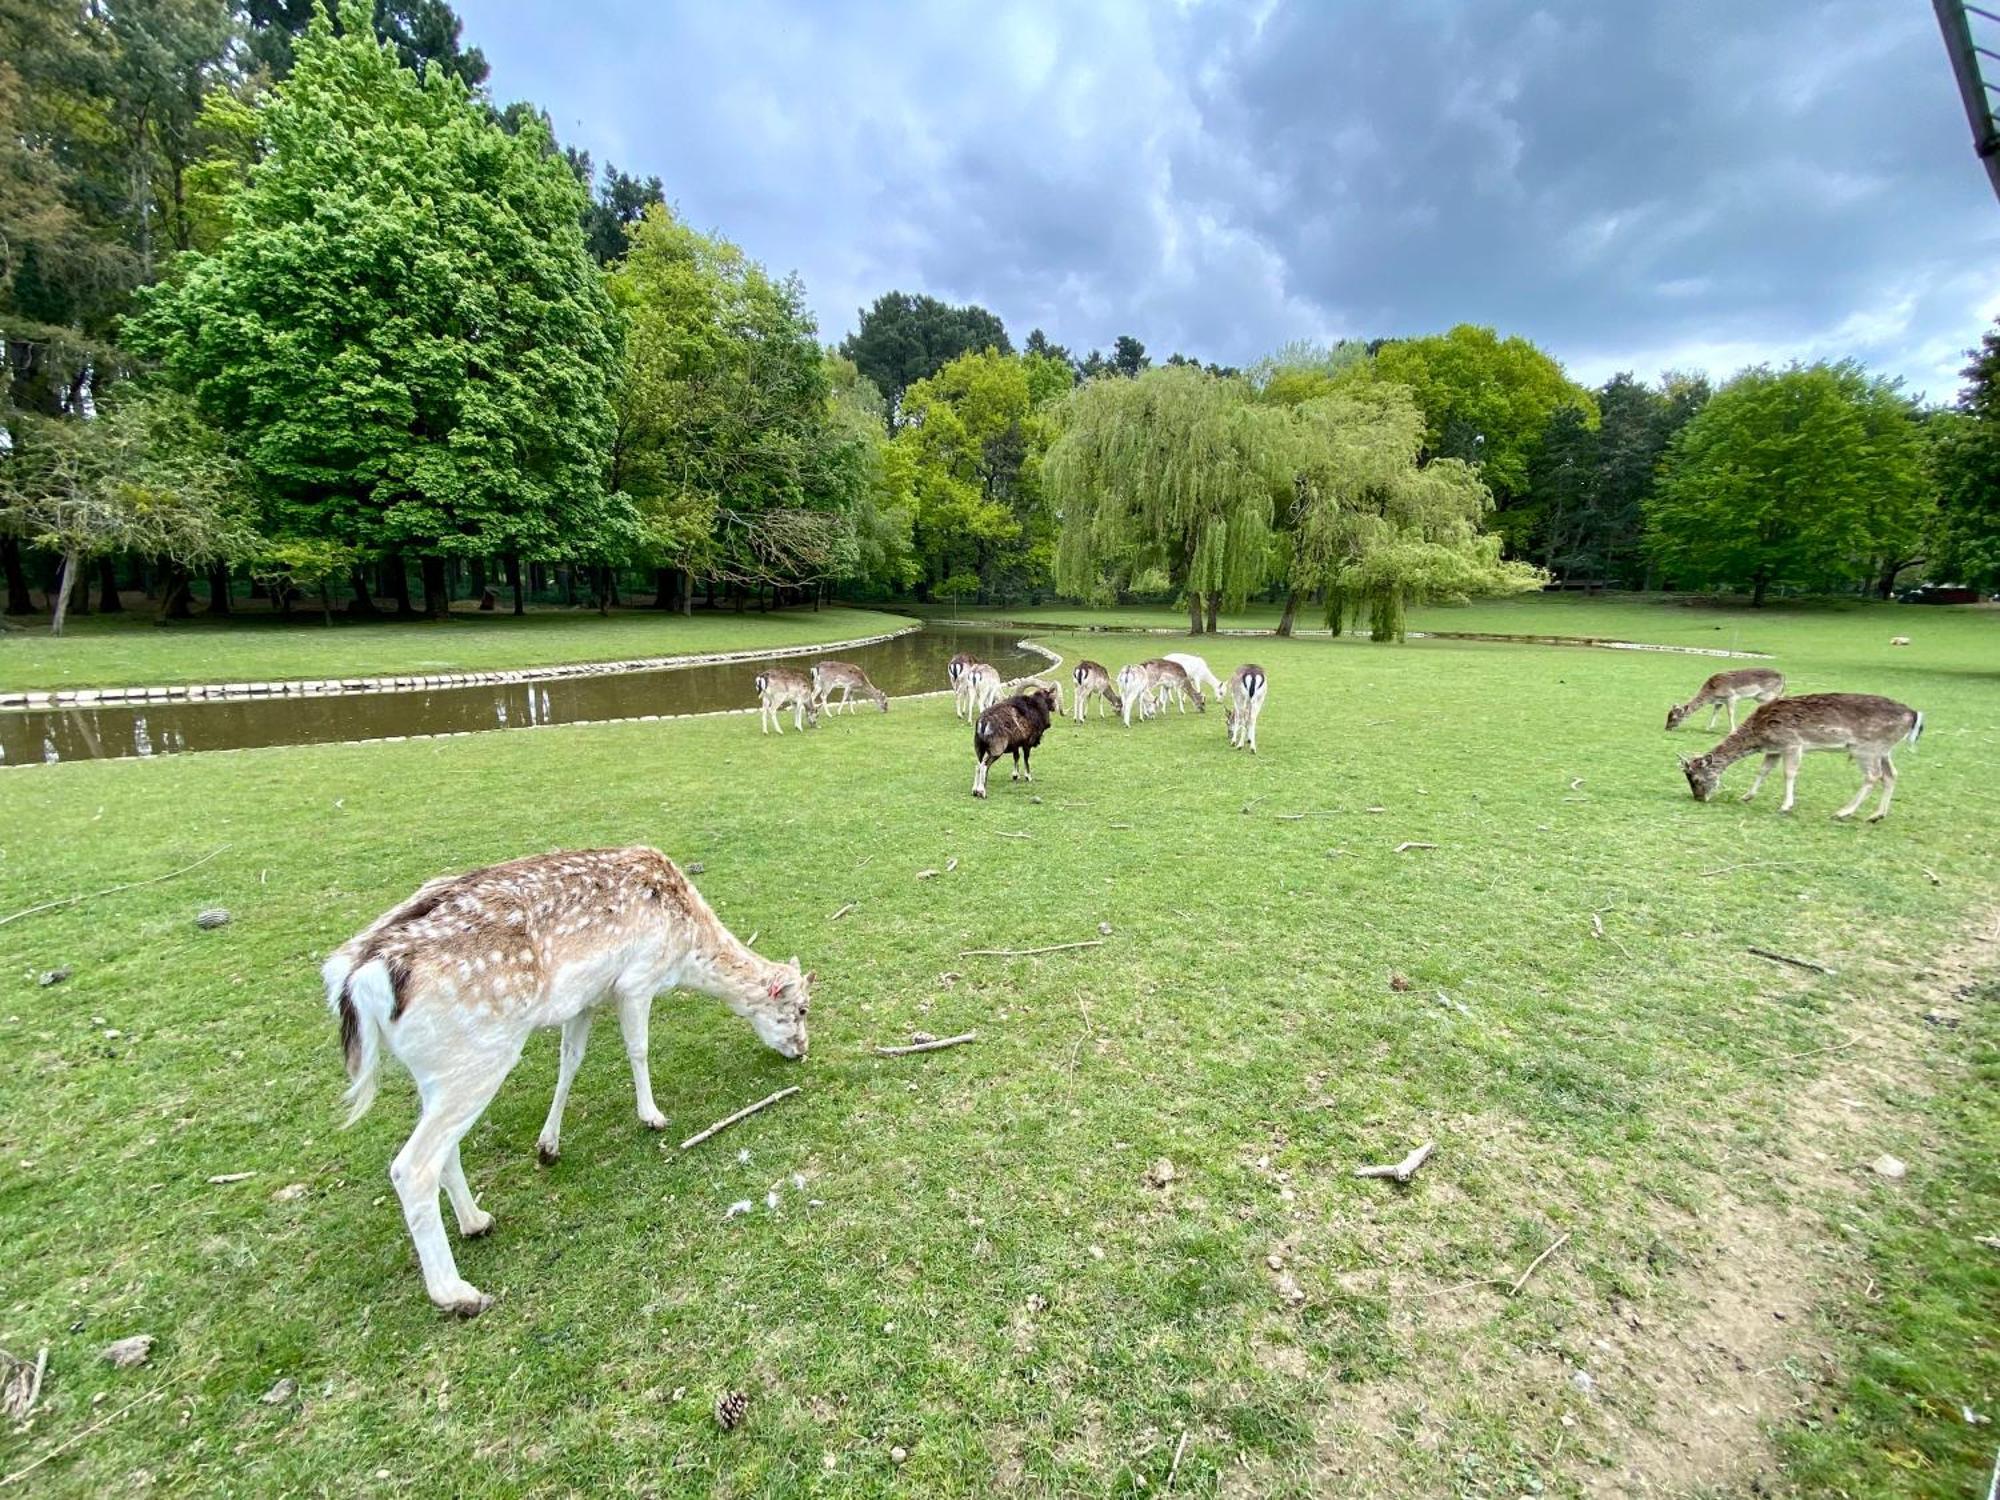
[323,951,390,1127]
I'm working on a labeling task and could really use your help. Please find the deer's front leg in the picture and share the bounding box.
[536,1011,592,1165]
[615,985,668,1130]
[1777,747,1803,812]
[1740,753,1778,801]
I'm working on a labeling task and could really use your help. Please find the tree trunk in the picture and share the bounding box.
[347,565,380,617]
[158,563,193,621]
[651,567,677,609]
[506,553,525,616]
[1186,590,1203,636]
[1277,589,1299,637]
[1205,594,1220,633]
[49,549,81,637]
[3,536,36,614]
[683,573,694,616]
[1751,571,1769,609]
[206,562,232,615]
[387,553,416,617]
[420,555,448,618]
[97,557,124,612]
[67,556,92,615]
[469,556,487,599]
[319,579,334,627]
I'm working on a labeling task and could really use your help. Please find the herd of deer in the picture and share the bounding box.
[331,645,1924,1314]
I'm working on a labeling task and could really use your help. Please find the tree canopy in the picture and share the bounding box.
[838,292,1011,426]
[1645,362,1931,606]
[127,10,624,599]
[1927,320,2000,590]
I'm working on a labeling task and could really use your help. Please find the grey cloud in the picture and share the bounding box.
[463,0,2000,398]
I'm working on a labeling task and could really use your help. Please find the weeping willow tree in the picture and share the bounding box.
[1285,383,1544,641]
[1046,365,1288,633]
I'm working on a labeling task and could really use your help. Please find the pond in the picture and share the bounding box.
[0,626,1055,767]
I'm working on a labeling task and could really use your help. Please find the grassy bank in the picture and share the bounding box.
[0,601,1993,1496]
[0,605,909,693]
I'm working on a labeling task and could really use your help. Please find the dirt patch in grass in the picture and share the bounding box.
[1587,907,1998,1497]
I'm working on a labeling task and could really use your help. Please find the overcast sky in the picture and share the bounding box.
[462,0,2000,403]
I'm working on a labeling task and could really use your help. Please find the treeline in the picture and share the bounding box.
[3,1,1996,639]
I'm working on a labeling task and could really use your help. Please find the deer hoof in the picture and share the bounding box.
[462,1210,495,1239]
[640,1109,668,1131]
[1866,811,1887,823]
[535,1141,560,1167]
[435,1282,493,1318]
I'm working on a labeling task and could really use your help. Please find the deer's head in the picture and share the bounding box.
[741,958,813,1059]
[1664,702,1690,731]
[1679,752,1721,802]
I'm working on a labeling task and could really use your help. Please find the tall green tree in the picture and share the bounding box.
[1928,321,2000,590]
[1344,324,1598,515]
[128,9,624,613]
[240,0,487,86]
[608,203,846,607]
[1645,362,1931,606]
[838,291,1010,427]
[1047,364,1287,634]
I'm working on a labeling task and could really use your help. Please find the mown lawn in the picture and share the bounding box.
[0,604,907,692]
[0,600,1993,1497]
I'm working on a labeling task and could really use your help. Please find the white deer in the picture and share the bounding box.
[1679,692,1922,821]
[1163,652,1223,709]
[754,667,819,734]
[1221,663,1267,752]
[324,848,811,1315]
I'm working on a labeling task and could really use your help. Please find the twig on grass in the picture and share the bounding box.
[1700,860,1805,878]
[1166,1430,1189,1491]
[1354,1142,1435,1183]
[0,845,231,930]
[1509,1232,1570,1296]
[678,1086,801,1152]
[1,1358,212,1489]
[992,831,1032,841]
[0,1346,47,1424]
[958,939,1105,959]
[874,1032,977,1057]
[1569,777,1585,791]
[1748,946,1836,976]
[1107,822,1133,830]
[1393,842,1438,853]
[827,902,855,922]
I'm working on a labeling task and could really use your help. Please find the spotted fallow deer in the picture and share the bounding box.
[1071,660,1122,721]
[1116,658,1194,723]
[1221,663,1267,752]
[1665,667,1785,732]
[754,667,819,734]
[1679,692,1923,821]
[1163,652,1223,708]
[810,659,889,715]
[957,661,1002,720]
[323,848,812,1315]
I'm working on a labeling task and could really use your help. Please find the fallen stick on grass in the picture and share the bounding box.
[827,902,855,922]
[678,1086,801,1152]
[1748,946,1836,976]
[992,830,1032,840]
[1393,842,1438,854]
[1353,1141,1435,1183]
[1509,1232,1570,1296]
[0,1358,212,1490]
[0,845,231,931]
[873,1032,977,1057]
[958,939,1105,959]
[1166,1430,1189,1491]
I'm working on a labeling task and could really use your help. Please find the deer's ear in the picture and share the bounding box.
[803,970,817,986]
[767,976,786,999]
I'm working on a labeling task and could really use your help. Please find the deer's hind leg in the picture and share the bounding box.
[1777,746,1804,812]
[1867,754,1898,821]
[442,1146,493,1238]
[391,1037,522,1316]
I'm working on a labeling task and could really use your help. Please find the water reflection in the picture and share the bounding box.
[1,626,1052,767]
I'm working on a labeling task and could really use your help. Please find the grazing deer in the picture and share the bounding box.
[1071,660,1122,721]
[810,660,888,715]
[972,683,1059,797]
[1163,652,1223,709]
[1116,658,1195,723]
[1665,667,1785,732]
[1221,663,1267,752]
[1679,693,1922,821]
[948,652,976,718]
[323,848,812,1315]
[957,661,1002,720]
[754,667,819,734]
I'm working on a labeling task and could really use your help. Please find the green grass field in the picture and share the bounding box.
[0,605,908,692]
[1,599,1994,1496]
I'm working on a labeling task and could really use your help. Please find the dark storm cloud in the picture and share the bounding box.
[464,0,1999,398]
